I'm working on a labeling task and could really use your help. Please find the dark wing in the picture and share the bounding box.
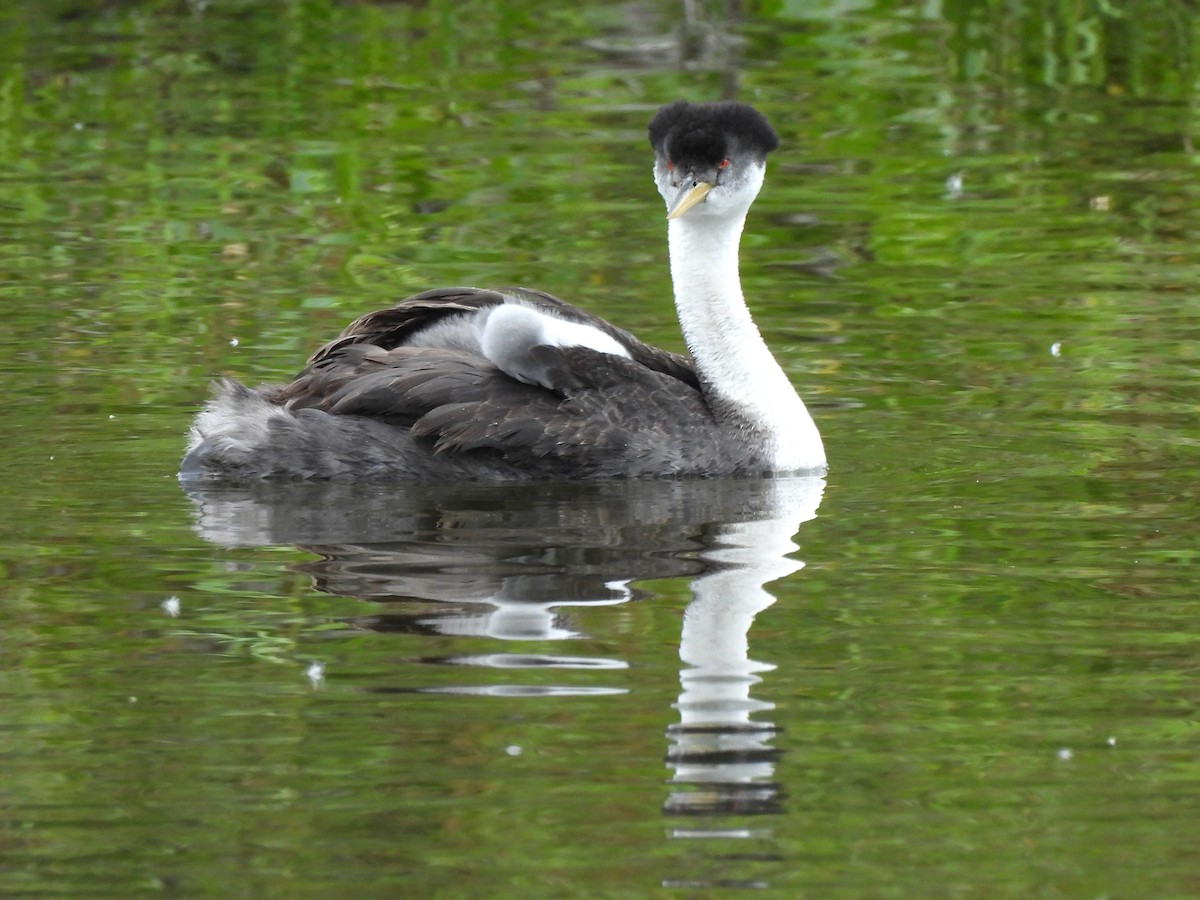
[305,287,504,366]
[304,286,699,390]
[271,288,727,476]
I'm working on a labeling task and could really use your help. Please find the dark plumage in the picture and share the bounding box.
[182,288,752,480]
[648,100,779,168]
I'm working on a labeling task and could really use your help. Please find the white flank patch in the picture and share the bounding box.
[480,303,629,384]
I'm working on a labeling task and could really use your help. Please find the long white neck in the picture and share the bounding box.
[668,212,826,471]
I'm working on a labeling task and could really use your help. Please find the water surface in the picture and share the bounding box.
[2,1,1198,896]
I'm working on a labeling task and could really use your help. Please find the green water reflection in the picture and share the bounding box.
[1,1,1198,897]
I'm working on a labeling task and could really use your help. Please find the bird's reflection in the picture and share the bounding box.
[666,484,812,815]
[184,473,823,888]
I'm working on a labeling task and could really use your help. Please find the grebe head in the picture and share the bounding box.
[648,100,780,222]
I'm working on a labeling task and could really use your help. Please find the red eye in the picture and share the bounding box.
[719,158,731,169]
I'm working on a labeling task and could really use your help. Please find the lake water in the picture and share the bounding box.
[2,1,1198,896]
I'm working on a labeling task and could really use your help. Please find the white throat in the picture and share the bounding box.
[667,203,826,471]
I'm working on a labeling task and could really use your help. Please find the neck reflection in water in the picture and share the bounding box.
[184,474,824,888]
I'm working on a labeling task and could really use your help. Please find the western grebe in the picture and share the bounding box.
[180,100,826,481]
